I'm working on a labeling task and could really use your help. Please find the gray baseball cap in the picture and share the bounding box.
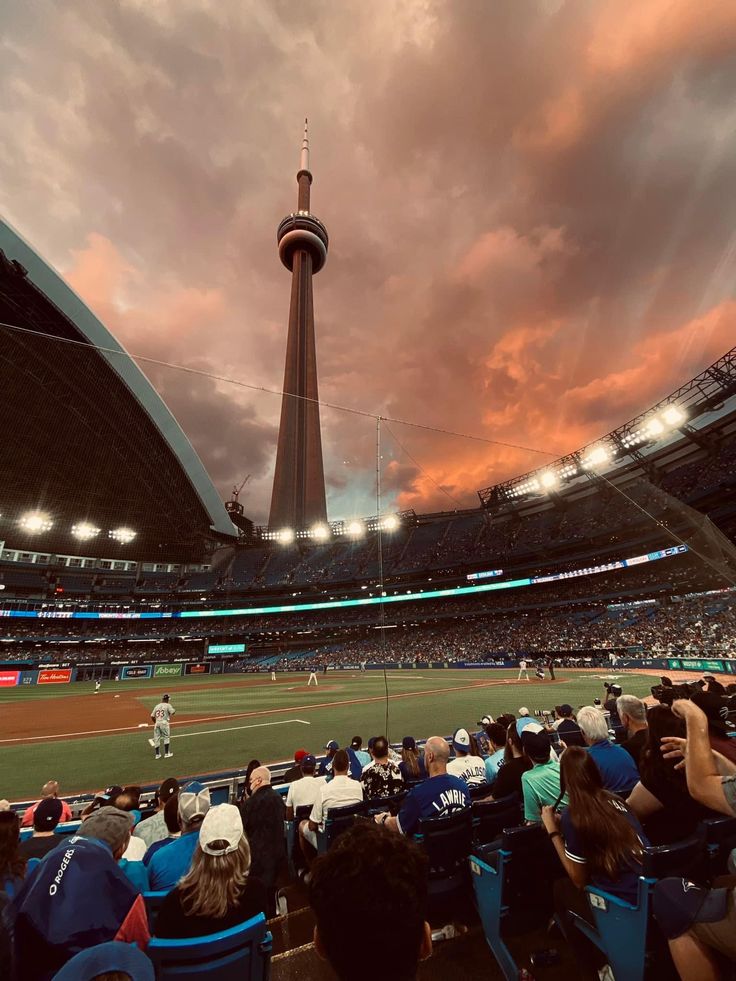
[81,806,133,850]
[178,781,211,824]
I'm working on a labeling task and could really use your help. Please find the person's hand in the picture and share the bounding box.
[541,805,559,834]
[672,699,707,725]
[661,735,687,770]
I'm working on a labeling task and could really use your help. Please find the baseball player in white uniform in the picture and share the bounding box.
[94,680,101,694]
[517,659,530,681]
[307,667,318,687]
[150,693,175,759]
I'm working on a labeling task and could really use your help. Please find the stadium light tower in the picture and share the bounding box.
[269,120,329,532]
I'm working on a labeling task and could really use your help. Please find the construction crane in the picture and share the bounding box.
[232,474,252,502]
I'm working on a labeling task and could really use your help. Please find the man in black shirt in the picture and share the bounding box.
[553,705,585,747]
[282,749,309,783]
[617,694,649,766]
[19,798,63,860]
[239,767,285,916]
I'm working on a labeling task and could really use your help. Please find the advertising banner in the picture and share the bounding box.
[678,658,725,674]
[184,662,211,676]
[0,670,20,687]
[37,668,73,684]
[19,670,39,685]
[153,663,183,679]
[121,665,153,680]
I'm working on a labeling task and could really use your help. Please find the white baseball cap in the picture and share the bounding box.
[199,804,243,856]
[519,707,530,716]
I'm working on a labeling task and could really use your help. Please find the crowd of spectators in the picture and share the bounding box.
[3,669,736,977]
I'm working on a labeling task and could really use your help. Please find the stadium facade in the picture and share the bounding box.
[0,219,237,562]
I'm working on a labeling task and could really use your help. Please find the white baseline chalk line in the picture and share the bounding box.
[171,718,311,740]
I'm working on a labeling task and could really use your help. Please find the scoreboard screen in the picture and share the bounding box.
[206,642,246,656]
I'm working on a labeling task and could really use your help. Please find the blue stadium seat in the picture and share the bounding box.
[568,836,704,981]
[698,815,736,879]
[471,793,522,846]
[25,857,41,877]
[468,783,493,802]
[363,790,407,815]
[148,913,272,980]
[316,801,365,855]
[143,890,170,929]
[415,808,474,927]
[470,825,562,980]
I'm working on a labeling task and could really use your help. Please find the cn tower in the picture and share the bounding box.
[269,120,329,530]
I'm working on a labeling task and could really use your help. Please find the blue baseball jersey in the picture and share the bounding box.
[396,774,470,836]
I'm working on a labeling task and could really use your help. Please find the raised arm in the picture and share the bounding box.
[672,700,735,817]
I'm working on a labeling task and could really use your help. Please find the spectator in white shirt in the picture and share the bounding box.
[446,728,487,787]
[285,755,326,820]
[299,751,362,866]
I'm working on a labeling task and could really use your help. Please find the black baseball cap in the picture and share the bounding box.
[350,736,363,749]
[654,878,729,939]
[157,777,179,803]
[555,704,573,716]
[521,728,551,761]
[402,736,416,750]
[34,797,63,831]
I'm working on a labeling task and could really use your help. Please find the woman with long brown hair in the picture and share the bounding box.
[542,746,649,978]
[399,736,426,782]
[155,804,267,939]
[0,810,26,898]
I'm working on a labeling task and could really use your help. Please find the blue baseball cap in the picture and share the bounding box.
[654,878,729,939]
[325,740,339,751]
[302,754,317,768]
[51,941,154,981]
[452,728,471,752]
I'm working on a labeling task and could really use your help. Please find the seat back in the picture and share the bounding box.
[143,890,170,929]
[642,836,703,880]
[323,801,365,848]
[364,791,407,815]
[699,815,736,877]
[468,783,492,801]
[417,808,474,874]
[148,913,272,980]
[471,794,522,846]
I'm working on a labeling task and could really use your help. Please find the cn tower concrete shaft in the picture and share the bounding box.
[269,123,329,530]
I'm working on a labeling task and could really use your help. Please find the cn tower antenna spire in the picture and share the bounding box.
[300,117,310,174]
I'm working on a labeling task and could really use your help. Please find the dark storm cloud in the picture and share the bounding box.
[1,0,735,521]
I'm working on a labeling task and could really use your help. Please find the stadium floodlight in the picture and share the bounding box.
[540,470,559,490]
[661,404,686,427]
[381,515,400,532]
[72,522,101,541]
[346,519,365,538]
[109,526,137,544]
[582,445,610,469]
[310,523,330,541]
[19,511,53,533]
[277,527,295,545]
[644,417,665,438]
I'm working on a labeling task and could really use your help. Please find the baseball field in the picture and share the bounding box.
[0,667,664,802]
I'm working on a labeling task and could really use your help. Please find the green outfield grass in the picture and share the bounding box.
[0,669,656,801]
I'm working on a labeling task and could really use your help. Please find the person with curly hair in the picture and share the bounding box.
[309,821,432,981]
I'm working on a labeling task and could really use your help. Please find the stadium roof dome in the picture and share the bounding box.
[0,219,237,561]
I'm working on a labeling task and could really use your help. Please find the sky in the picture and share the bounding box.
[1,0,735,526]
